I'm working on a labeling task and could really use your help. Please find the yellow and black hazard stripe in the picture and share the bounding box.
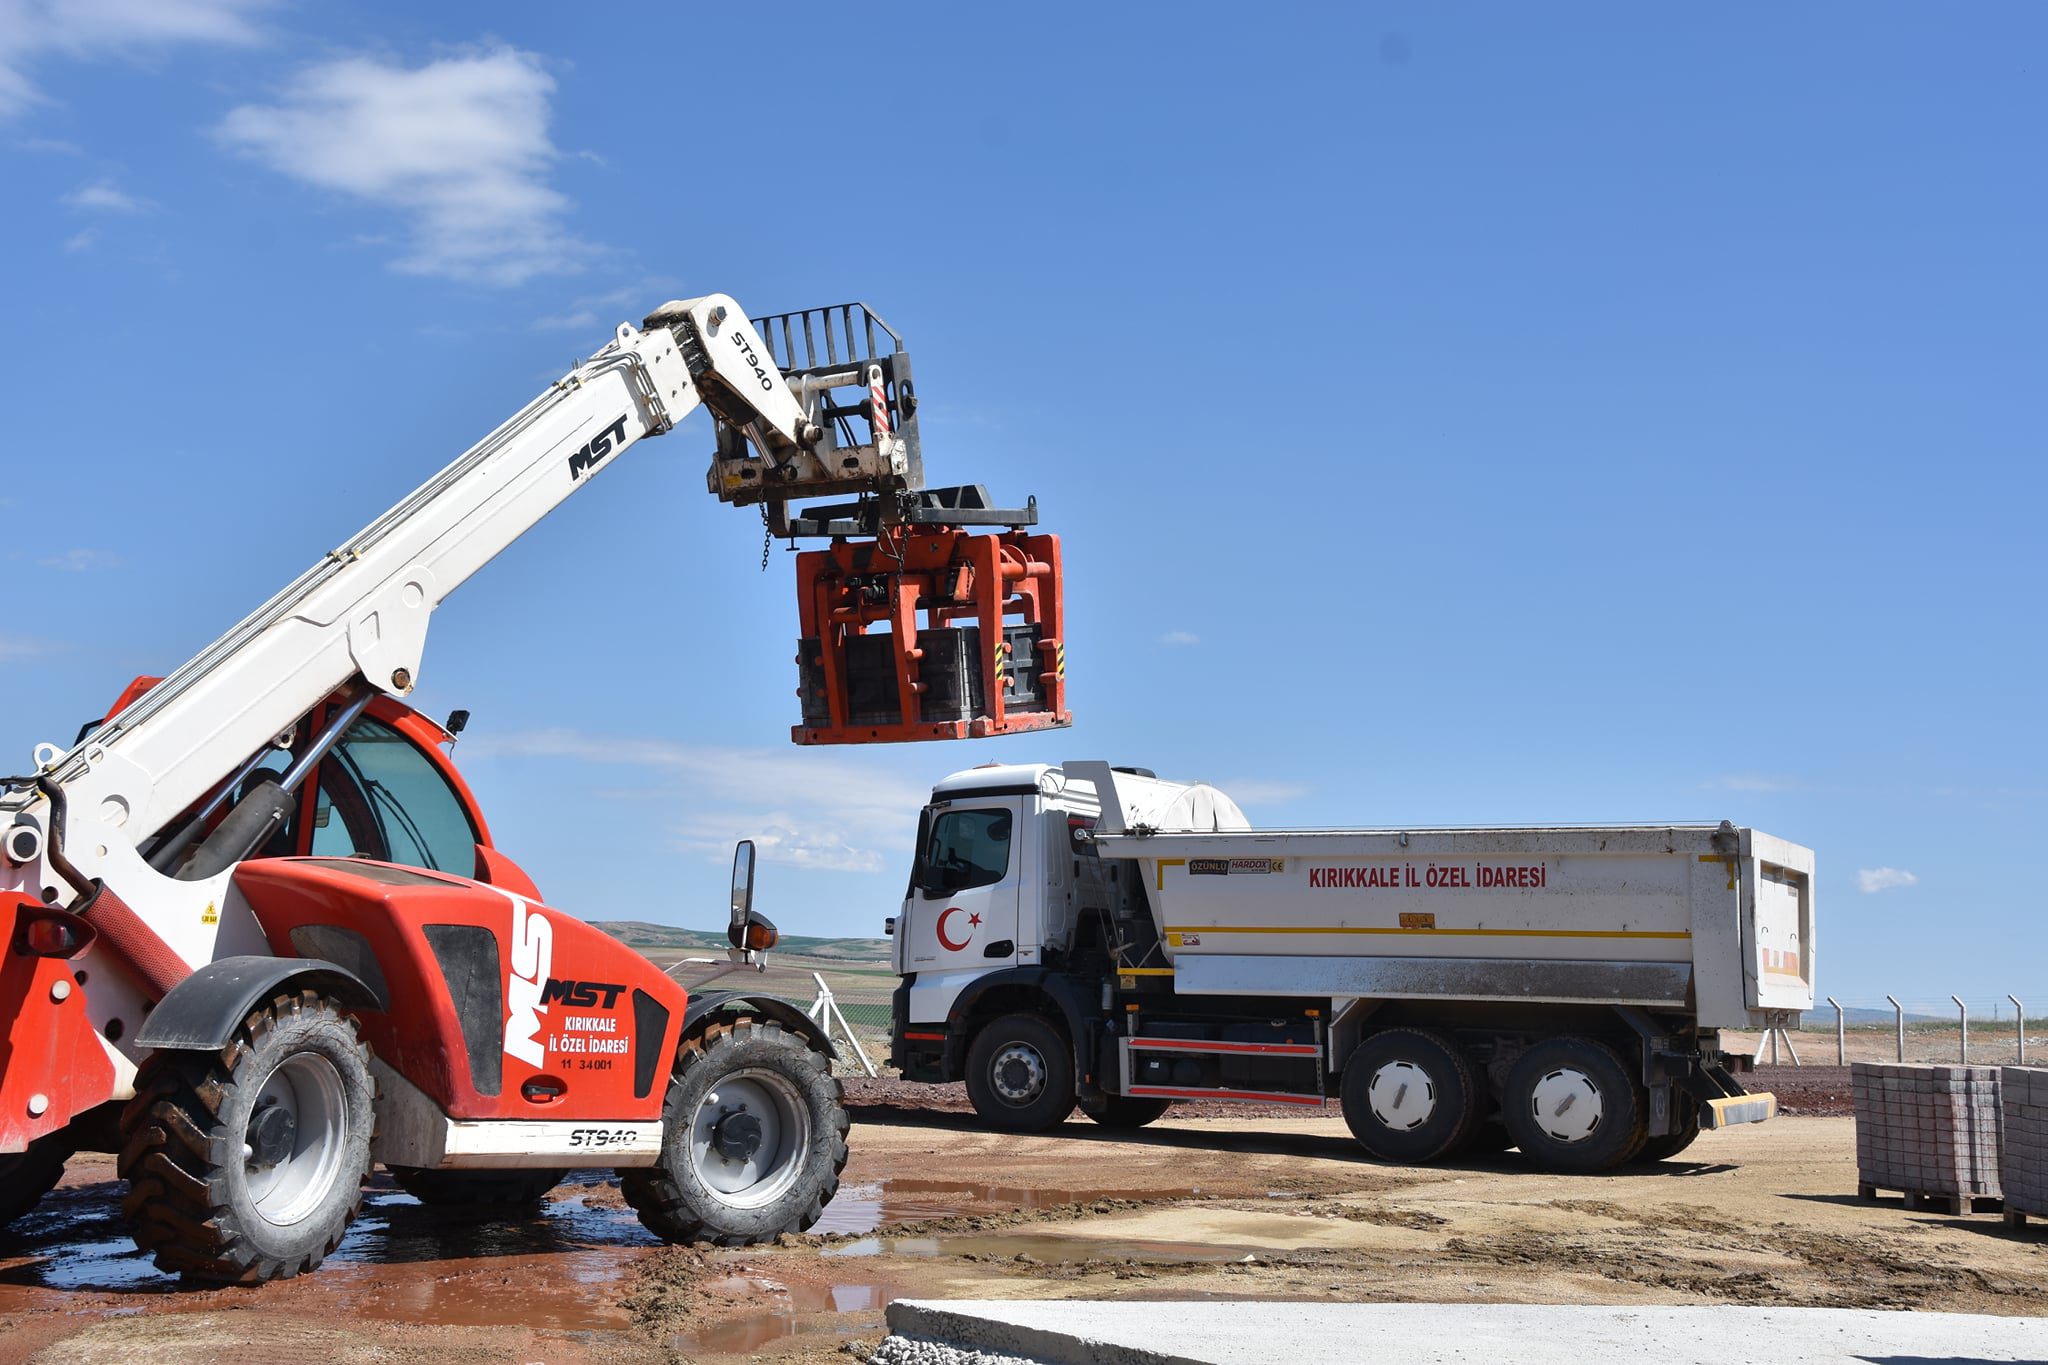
[1055,641,1066,681]
[994,639,1011,690]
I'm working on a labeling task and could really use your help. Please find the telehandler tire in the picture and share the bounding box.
[1502,1036,1647,1174]
[0,1133,73,1228]
[623,1015,847,1247]
[118,989,374,1283]
[964,1013,1077,1132]
[387,1166,564,1209]
[1340,1027,1481,1163]
[1081,1095,1172,1130]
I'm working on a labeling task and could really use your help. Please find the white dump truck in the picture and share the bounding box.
[886,761,1814,1172]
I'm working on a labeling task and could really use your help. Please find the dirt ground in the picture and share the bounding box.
[4,1090,2045,1363]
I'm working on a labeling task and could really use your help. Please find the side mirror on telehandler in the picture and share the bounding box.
[726,840,779,956]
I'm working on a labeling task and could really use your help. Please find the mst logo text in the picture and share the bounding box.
[567,414,631,480]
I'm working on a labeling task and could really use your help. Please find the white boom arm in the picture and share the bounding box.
[0,296,815,922]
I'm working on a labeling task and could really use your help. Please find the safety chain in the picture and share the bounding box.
[760,504,772,572]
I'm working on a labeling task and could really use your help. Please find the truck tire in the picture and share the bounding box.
[1635,1109,1703,1164]
[1081,1095,1172,1130]
[622,1015,848,1247]
[387,1166,564,1209]
[118,989,375,1283]
[0,1133,72,1227]
[1339,1027,1480,1163]
[964,1013,1077,1132]
[1502,1037,1647,1174]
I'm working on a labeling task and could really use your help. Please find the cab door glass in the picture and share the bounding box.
[920,808,1012,897]
[316,717,477,873]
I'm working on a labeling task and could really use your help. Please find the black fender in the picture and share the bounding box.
[942,967,1103,1087]
[133,955,386,1051]
[682,989,836,1061]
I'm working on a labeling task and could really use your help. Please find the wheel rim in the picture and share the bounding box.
[1528,1066,1604,1144]
[243,1051,349,1227]
[989,1042,1047,1105]
[1367,1060,1439,1131]
[690,1068,811,1209]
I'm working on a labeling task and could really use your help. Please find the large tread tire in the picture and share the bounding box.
[622,1015,847,1247]
[1339,1027,1482,1164]
[1081,1096,1172,1130]
[118,989,374,1284]
[387,1166,564,1209]
[964,1013,1077,1133]
[1635,1108,1704,1164]
[0,1133,73,1228]
[1502,1036,1647,1174]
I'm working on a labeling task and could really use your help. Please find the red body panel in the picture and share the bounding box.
[0,895,117,1150]
[233,859,686,1123]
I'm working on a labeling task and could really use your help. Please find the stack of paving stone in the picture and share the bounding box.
[2000,1066,2048,1230]
[1852,1061,2001,1214]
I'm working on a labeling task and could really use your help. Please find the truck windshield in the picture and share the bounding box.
[917,808,1012,896]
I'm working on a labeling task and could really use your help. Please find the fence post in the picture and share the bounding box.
[1828,997,1845,1065]
[1887,995,1904,1061]
[1954,996,1968,1063]
[2012,994,2026,1065]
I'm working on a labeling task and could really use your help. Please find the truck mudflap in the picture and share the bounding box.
[1705,1093,1778,1129]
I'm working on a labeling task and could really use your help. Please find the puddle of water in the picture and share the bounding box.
[669,1275,907,1358]
[824,1231,1256,1264]
[812,1178,1203,1235]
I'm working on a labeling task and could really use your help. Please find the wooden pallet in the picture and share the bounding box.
[1857,1182,2002,1216]
[2002,1204,2043,1231]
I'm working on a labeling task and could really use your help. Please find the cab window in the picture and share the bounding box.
[918,808,1012,896]
[308,717,477,874]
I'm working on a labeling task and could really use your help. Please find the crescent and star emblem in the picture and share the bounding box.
[936,906,982,951]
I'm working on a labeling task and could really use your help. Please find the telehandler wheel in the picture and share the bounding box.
[1081,1095,1172,1130]
[118,989,374,1284]
[0,1133,73,1228]
[1339,1027,1480,1163]
[1502,1036,1647,1174]
[964,1013,1077,1132]
[387,1166,564,1209]
[1635,1109,1703,1164]
[622,1015,847,1247]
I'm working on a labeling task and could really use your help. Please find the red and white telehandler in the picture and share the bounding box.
[0,296,1068,1282]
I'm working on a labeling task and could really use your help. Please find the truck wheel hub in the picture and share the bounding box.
[1529,1067,1604,1143]
[991,1044,1047,1103]
[246,1102,298,1168]
[1367,1060,1437,1130]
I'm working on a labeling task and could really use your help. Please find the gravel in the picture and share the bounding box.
[866,1334,1048,1365]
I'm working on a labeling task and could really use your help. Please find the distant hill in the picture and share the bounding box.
[592,920,890,962]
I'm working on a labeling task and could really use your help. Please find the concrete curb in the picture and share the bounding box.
[884,1299,2048,1365]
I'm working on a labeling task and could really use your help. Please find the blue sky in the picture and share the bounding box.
[0,3,2040,1010]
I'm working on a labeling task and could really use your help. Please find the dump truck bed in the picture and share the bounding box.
[1083,809,1814,1033]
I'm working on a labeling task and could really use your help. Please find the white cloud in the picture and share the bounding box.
[464,728,928,873]
[1159,630,1200,646]
[531,278,681,332]
[62,226,95,252]
[63,178,150,213]
[1857,867,1918,895]
[530,309,598,332]
[217,47,595,286]
[36,547,119,571]
[0,634,48,661]
[0,0,271,119]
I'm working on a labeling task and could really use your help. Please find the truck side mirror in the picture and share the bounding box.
[726,840,778,952]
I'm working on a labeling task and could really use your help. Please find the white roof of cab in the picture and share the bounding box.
[931,763,1054,797]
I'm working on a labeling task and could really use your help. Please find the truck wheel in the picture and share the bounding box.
[387,1166,563,1209]
[622,1016,847,1246]
[964,1013,1076,1132]
[1502,1037,1647,1174]
[1339,1028,1479,1163]
[118,989,374,1283]
[1081,1095,1172,1130]
[1635,1109,1703,1164]
[0,1133,73,1227]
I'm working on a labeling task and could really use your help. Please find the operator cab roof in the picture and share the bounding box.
[930,763,1057,799]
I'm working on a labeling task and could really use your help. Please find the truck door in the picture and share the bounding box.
[904,801,1023,976]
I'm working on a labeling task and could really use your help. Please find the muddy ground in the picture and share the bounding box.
[4,1077,2042,1363]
